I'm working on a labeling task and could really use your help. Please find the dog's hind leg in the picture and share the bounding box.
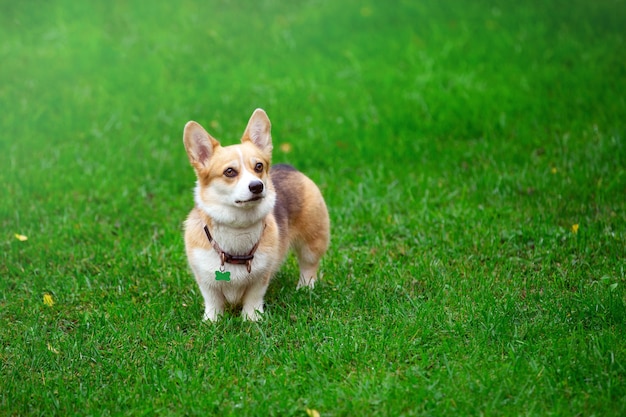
[294,205,330,289]
[295,242,325,289]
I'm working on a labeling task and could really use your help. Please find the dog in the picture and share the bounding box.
[183,109,330,321]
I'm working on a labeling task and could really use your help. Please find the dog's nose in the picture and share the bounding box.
[249,181,264,194]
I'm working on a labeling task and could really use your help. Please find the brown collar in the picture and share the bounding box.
[203,225,263,273]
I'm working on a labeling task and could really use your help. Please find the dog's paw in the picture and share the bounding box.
[242,311,263,322]
[242,305,264,322]
[297,275,316,290]
[202,309,222,322]
[297,267,320,290]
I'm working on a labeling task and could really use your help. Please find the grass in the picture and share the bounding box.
[1,0,625,415]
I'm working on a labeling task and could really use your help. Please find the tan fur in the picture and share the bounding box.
[183,109,329,321]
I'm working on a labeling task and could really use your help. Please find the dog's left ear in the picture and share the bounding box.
[242,108,272,153]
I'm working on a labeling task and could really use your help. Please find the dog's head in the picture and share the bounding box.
[183,108,276,227]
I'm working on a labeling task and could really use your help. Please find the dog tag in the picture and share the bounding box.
[215,270,231,281]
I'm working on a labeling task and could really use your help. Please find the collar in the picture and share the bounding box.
[203,224,264,273]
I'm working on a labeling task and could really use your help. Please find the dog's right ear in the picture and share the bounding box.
[183,121,220,170]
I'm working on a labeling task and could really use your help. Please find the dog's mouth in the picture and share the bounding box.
[235,196,264,205]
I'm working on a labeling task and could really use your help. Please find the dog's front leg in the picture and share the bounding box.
[199,285,226,322]
[241,277,270,321]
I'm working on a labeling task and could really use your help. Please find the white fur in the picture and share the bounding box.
[190,246,276,321]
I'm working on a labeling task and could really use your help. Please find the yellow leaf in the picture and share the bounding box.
[306,409,321,417]
[43,293,55,307]
[47,343,60,354]
[571,224,579,234]
[15,233,28,241]
[550,167,558,174]
[280,143,293,153]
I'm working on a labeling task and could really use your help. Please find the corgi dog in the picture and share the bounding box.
[183,109,330,321]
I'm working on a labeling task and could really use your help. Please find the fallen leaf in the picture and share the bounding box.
[15,233,28,241]
[43,293,55,307]
[280,143,293,153]
[306,409,321,417]
[47,343,60,354]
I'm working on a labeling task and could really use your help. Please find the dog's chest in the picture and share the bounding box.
[190,247,274,290]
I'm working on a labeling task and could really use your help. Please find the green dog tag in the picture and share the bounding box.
[215,270,231,281]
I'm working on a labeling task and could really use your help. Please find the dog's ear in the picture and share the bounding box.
[241,108,272,153]
[183,121,220,170]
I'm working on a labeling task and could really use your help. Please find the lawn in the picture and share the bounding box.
[1,0,625,415]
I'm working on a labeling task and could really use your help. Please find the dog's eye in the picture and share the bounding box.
[223,168,238,178]
[254,162,264,173]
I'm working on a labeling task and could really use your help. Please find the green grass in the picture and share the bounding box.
[1,0,625,415]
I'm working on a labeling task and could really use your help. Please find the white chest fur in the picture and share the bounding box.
[190,245,274,305]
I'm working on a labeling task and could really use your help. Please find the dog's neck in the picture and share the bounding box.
[201,215,265,255]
